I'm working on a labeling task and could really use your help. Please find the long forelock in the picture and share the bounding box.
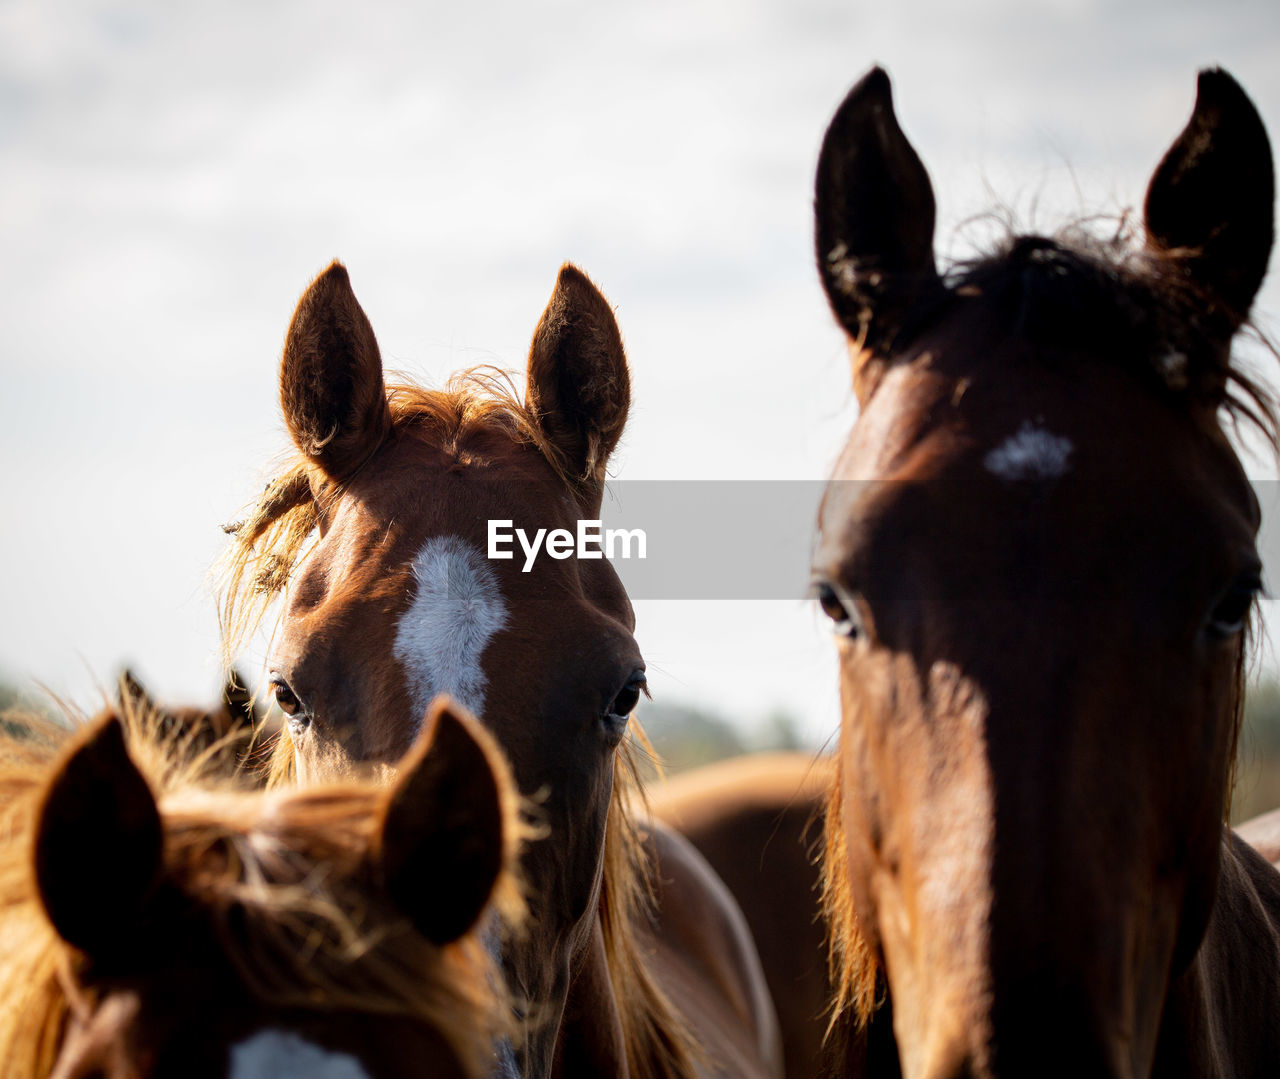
[937,225,1280,454]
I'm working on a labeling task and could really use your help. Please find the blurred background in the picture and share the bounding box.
[2,0,1280,815]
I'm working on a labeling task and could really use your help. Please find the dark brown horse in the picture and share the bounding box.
[811,67,1280,1077]
[0,696,524,1078]
[221,263,781,1078]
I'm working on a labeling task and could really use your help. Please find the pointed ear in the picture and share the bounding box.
[34,712,163,957]
[221,668,257,729]
[281,261,393,481]
[815,66,942,357]
[525,264,629,504]
[1144,68,1275,329]
[118,669,151,713]
[375,696,514,945]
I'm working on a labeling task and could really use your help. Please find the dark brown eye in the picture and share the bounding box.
[608,671,647,720]
[1206,571,1262,639]
[269,675,301,716]
[813,580,864,639]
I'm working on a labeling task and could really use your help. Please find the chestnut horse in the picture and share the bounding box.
[811,68,1280,1077]
[0,696,524,1078]
[221,264,781,1078]
[117,667,271,772]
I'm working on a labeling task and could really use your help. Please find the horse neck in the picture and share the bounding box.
[1157,831,1280,1072]
[551,919,632,1079]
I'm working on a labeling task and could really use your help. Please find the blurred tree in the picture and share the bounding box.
[634,701,746,777]
[1231,678,1280,824]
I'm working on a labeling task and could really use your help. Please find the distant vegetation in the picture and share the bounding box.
[1232,679,1280,824]
[3,673,1279,823]
[634,701,809,779]
[639,682,1280,828]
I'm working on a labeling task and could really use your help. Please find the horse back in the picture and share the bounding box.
[640,819,784,1079]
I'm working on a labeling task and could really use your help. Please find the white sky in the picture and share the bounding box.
[2,0,1278,745]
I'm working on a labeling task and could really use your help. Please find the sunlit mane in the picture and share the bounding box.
[219,366,697,1077]
[0,701,521,1079]
[219,366,573,664]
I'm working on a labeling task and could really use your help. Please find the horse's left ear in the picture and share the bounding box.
[525,264,629,507]
[34,712,163,957]
[280,261,393,481]
[375,697,515,945]
[1144,68,1275,329]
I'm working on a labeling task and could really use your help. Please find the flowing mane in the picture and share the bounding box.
[220,367,572,660]
[219,363,696,1077]
[0,701,523,1078]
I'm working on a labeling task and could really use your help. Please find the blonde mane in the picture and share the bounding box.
[220,368,697,1077]
[819,751,881,1032]
[0,703,520,1079]
[219,368,572,663]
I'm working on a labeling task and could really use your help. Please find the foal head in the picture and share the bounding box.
[0,697,521,1078]
[812,68,1273,1078]
[222,264,666,1075]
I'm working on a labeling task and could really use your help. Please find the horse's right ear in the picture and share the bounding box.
[374,697,515,945]
[815,66,941,359]
[281,261,393,481]
[1144,68,1275,331]
[34,712,163,957]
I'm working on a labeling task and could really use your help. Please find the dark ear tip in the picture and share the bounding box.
[556,261,590,287]
[303,260,353,301]
[72,710,129,760]
[853,65,892,102]
[1195,67,1248,108]
[552,262,608,308]
[829,65,895,129]
[411,695,483,767]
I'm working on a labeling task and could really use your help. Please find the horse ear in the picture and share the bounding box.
[815,66,941,357]
[118,668,151,713]
[221,668,257,729]
[375,697,513,945]
[34,712,163,957]
[280,261,393,481]
[1144,68,1275,329]
[525,264,629,503]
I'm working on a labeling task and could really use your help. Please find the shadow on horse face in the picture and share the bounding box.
[812,68,1274,1078]
[0,696,521,1079]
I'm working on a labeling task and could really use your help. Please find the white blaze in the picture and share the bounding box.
[393,535,508,723]
[229,1030,370,1079]
[983,421,1073,481]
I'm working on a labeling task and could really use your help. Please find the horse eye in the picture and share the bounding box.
[1206,571,1262,639]
[813,580,863,639]
[607,671,647,720]
[269,674,302,716]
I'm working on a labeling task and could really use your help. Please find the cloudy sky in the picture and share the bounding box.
[2,0,1278,744]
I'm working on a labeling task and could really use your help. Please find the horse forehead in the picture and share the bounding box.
[393,534,509,723]
[228,1029,371,1079]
